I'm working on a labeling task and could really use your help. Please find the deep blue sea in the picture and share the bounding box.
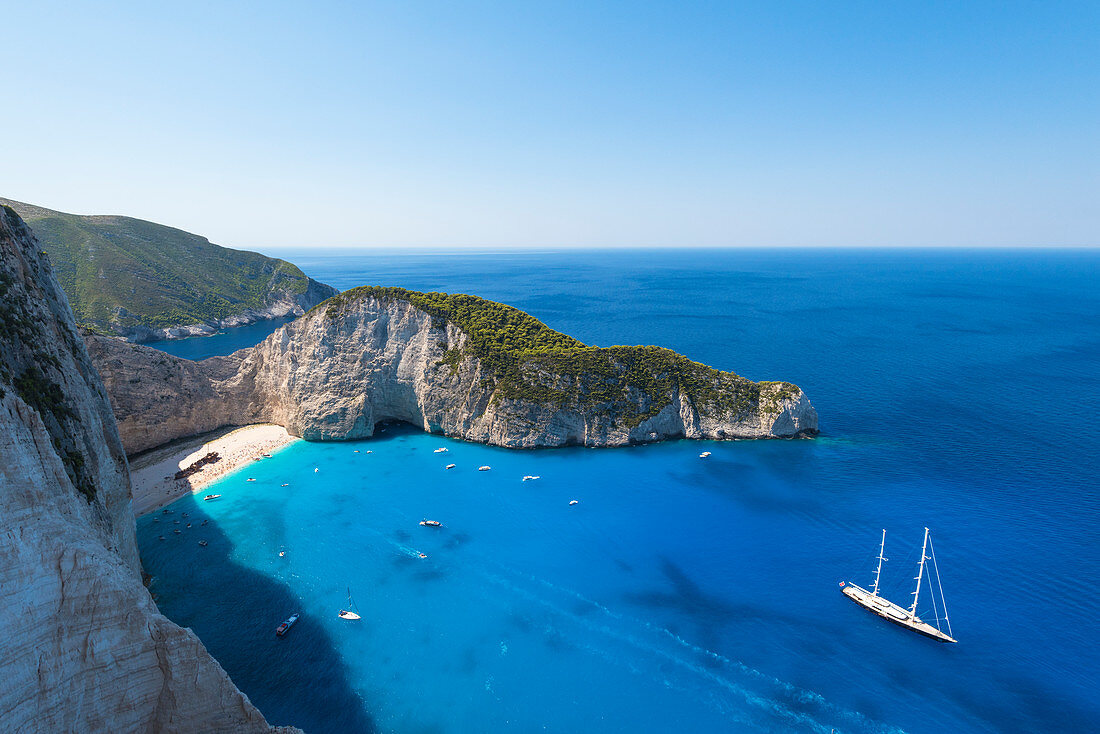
[139,249,1100,733]
[150,314,298,360]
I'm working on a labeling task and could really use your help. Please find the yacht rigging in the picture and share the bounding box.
[840,527,956,643]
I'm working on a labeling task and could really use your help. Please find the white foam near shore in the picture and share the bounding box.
[129,424,297,516]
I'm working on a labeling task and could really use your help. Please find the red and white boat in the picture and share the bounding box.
[275,612,300,637]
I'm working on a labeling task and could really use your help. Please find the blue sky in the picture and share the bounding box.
[2,1,1097,247]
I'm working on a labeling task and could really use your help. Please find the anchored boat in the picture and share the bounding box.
[841,527,956,643]
[338,587,361,621]
[275,612,300,637]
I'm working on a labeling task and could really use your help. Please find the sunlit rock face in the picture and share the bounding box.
[89,290,817,455]
[0,205,300,734]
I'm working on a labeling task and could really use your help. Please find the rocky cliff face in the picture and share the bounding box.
[0,205,298,733]
[89,288,817,455]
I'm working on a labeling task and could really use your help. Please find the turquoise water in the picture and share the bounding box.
[138,249,1100,733]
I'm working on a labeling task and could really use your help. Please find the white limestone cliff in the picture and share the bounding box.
[0,204,300,733]
[89,291,818,455]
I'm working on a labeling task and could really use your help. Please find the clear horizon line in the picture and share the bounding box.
[255,243,1100,253]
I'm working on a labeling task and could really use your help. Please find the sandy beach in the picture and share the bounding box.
[129,424,298,516]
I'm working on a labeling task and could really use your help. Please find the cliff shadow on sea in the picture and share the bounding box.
[139,493,376,734]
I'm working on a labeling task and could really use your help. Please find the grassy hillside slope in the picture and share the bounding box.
[1,197,335,337]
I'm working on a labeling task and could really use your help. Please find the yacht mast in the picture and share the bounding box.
[909,527,930,619]
[871,529,886,597]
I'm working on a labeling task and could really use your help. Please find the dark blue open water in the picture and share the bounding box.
[139,249,1100,733]
[149,315,298,360]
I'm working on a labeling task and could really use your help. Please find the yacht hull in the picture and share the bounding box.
[841,583,956,643]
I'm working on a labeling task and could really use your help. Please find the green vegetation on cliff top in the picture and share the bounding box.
[0,197,331,334]
[320,286,803,428]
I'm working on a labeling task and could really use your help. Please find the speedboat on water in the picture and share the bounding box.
[203,494,221,501]
[275,613,300,637]
[445,463,456,470]
[569,500,579,505]
[522,475,541,481]
[478,465,491,471]
[420,519,442,527]
[699,451,711,458]
[434,447,448,453]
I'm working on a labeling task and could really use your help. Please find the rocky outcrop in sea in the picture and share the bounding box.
[89,287,818,455]
[0,204,299,733]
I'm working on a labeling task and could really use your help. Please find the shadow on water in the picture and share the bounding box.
[623,558,804,654]
[142,494,376,734]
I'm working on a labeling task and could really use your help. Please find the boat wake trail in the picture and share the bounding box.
[476,559,907,734]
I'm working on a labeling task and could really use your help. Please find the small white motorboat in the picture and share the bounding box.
[445,463,456,470]
[246,478,256,482]
[699,451,711,458]
[522,475,541,482]
[420,519,442,527]
[203,494,221,501]
[569,500,579,505]
[280,483,289,487]
[434,447,449,453]
[478,465,491,472]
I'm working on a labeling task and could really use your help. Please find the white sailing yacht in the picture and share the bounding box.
[338,587,362,621]
[841,527,956,643]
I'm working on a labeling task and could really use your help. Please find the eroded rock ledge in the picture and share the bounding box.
[89,286,818,455]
